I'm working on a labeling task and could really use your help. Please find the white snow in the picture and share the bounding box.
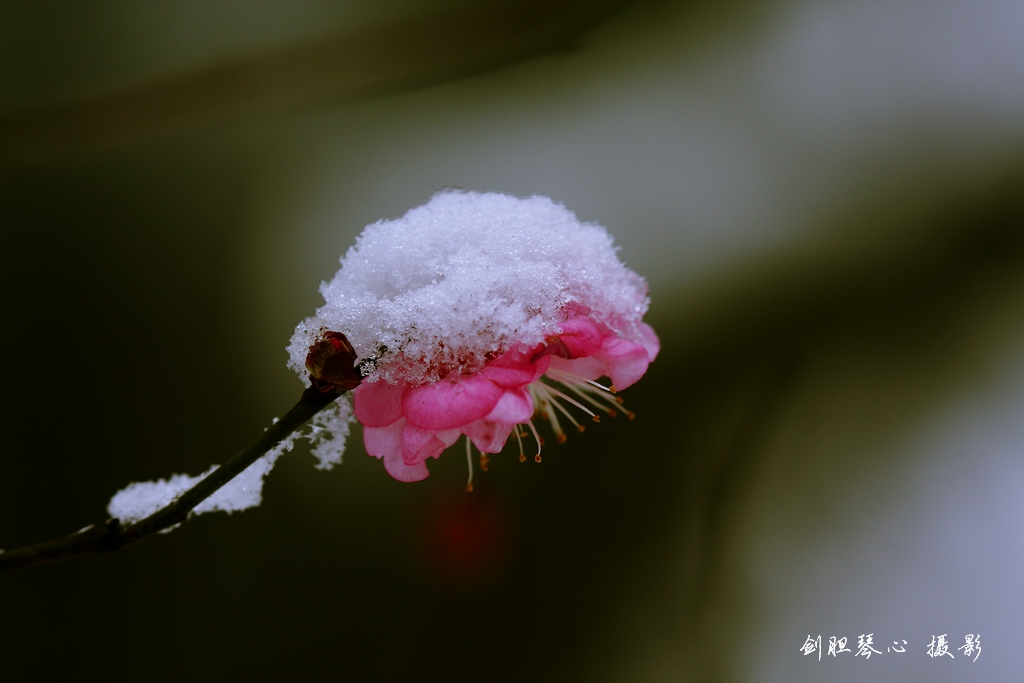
[306,394,354,470]
[287,191,651,386]
[106,397,352,522]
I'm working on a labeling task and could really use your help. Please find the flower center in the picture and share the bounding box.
[463,368,636,491]
[522,370,633,460]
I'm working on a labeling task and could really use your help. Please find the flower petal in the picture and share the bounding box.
[401,423,443,465]
[402,375,504,430]
[384,450,430,482]
[596,337,650,390]
[546,354,605,381]
[402,424,462,465]
[354,380,407,427]
[461,420,515,453]
[637,322,660,362]
[484,387,534,424]
[480,347,543,387]
[554,315,604,358]
[437,428,462,447]
[363,419,404,461]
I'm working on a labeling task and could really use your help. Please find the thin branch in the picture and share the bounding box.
[0,386,342,573]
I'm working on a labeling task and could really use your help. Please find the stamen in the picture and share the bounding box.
[545,368,613,395]
[539,382,598,419]
[534,385,567,444]
[546,390,583,434]
[526,419,543,461]
[465,437,474,492]
[515,427,526,463]
[516,371,640,462]
[556,379,621,413]
[480,453,490,471]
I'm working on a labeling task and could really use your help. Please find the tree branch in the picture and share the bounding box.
[0,386,342,573]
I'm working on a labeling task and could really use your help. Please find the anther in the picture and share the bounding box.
[609,385,617,393]
[592,415,601,423]
[577,425,585,433]
[626,410,635,420]
[556,433,567,444]
[534,454,542,463]
[480,454,490,471]
[607,409,618,418]
[515,428,526,463]
[466,482,474,492]
[526,419,543,462]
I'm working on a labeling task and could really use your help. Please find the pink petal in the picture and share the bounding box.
[402,374,504,430]
[460,420,515,453]
[480,347,542,387]
[365,420,460,482]
[637,322,660,362]
[546,354,605,381]
[401,423,446,465]
[554,316,604,358]
[596,337,651,390]
[353,380,407,427]
[478,364,536,388]
[384,449,430,482]
[484,387,534,424]
[533,316,605,361]
[363,419,404,461]
[437,428,462,447]
[401,424,462,465]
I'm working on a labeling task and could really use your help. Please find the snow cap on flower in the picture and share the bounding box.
[287,190,652,385]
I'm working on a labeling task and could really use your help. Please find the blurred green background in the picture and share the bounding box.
[3,1,1024,681]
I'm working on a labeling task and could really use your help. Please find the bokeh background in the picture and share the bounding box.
[3,1,1024,681]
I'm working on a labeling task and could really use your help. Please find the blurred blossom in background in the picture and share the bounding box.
[2,1,1024,681]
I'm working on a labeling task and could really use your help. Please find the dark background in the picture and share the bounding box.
[3,2,1024,681]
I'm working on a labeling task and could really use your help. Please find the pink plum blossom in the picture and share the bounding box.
[288,191,658,484]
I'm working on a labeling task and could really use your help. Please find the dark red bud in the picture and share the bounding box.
[305,330,361,393]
